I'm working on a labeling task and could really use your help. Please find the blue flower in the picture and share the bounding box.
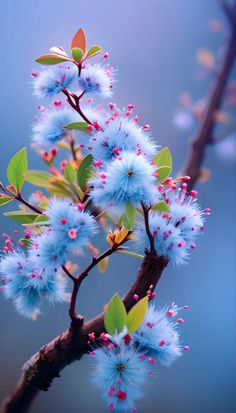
[46,199,97,250]
[79,64,114,97]
[89,115,156,162]
[15,287,41,318]
[32,107,78,146]
[29,230,68,273]
[0,252,29,299]
[164,187,208,248]
[135,212,188,266]
[90,152,159,209]
[135,187,209,265]
[133,304,183,367]
[32,63,77,98]
[0,250,67,318]
[91,343,149,412]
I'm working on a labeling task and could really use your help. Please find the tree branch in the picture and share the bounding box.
[0,250,168,413]
[181,6,236,190]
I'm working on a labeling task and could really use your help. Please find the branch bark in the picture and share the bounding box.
[181,7,236,190]
[0,251,167,413]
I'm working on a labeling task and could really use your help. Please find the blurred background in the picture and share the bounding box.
[0,0,236,412]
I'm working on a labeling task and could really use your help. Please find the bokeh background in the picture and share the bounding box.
[0,0,236,412]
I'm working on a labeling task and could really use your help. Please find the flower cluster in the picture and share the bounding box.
[91,302,188,412]
[0,250,66,318]
[0,199,97,317]
[78,63,114,97]
[32,63,77,98]
[32,106,78,147]
[90,151,160,210]
[135,186,210,265]
[89,111,156,162]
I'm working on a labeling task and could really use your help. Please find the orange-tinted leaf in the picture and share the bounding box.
[197,48,215,70]
[114,227,129,244]
[209,19,223,33]
[197,168,211,184]
[71,28,87,53]
[213,110,230,124]
[179,92,192,109]
[98,257,109,273]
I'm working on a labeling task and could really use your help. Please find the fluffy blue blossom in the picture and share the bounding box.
[89,115,156,162]
[91,343,149,412]
[133,304,183,367]
[0,250,67,318]
[33,63,77,98]
[79,64,114,97]
[29,230,68,273]
[165,187,207,247]
[46,199,97,250]
[135,212,188,266]
[135,187,209,265]
[32,107,78,146]
[90,152,159,209]
[15,287,41,318]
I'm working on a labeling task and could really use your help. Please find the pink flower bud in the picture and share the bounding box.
[53,100,62,107]
[184,345,190,350]
[68,229,77,239]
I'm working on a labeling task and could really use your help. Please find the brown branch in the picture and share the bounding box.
[0,250,168,413]
[68,244,122,323]
[62,89,92,125]
[181,7,236,190]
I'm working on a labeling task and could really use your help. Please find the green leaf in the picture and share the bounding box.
[104,293,127,336]
[116,250,144,260]
[33,215,49,225]
[71,47,83,63]
[127,296,149,334]
[0,196,14,206]
[35,54,71,65]
[18,237,31,248]
[7,147,28,192]
[152,201,170,213]
[85,44,102,59]
[124,202,136,230]
[153,147,172,170]
[156,166,171,183]
[64,121,88,131]
[4,211,41,224]
[64,164,77,185]
[26,170,53,187]
[77,154,93,192]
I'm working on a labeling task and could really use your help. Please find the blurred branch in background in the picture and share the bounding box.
[181,0,236,189]
[1,2,236,413]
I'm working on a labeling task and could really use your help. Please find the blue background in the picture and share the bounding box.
[0,0,236,412]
